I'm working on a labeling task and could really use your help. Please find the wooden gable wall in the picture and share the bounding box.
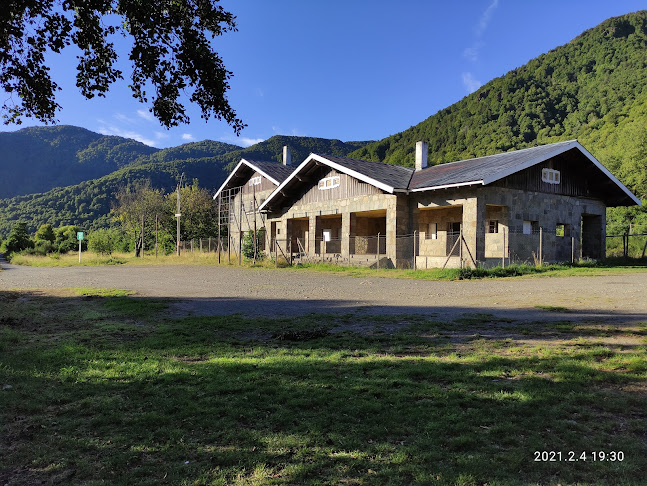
[492,150,604,199]
[290,167,383,207]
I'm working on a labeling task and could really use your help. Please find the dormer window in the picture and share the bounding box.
[249,176,261,186]
[318,175,340,190]
[542,168,560,184]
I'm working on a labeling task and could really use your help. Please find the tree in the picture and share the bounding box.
[34,224,56,243]
[0,0,245,133]
[1,221,34,254]
[113,182,166,256]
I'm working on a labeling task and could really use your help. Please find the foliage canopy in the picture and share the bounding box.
[0,0,244,132]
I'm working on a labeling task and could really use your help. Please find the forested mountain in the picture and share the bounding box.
[349,11,647,204]
[0,135,370,236]
[0,125,158,198]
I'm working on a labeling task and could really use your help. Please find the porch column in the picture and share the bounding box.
[341,212,351,259]
[309,214,317,256]
[463,196,486,267]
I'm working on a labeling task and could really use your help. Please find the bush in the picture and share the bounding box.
[34,224,56,244]
[242,229,265,260]
[88,229,119,255]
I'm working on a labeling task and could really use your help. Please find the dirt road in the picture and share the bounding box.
[1,257,646,323]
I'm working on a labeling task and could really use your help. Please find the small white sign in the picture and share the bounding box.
[323,230,332,242]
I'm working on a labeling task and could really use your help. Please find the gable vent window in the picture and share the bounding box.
[249,176,261,186]
[541,168,560,184]
[318,175,340,190]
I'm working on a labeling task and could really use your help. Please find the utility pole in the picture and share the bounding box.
[176,173,185,256]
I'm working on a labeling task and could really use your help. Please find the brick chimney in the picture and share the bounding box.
[415,141,428,171]
[282,145,291,166]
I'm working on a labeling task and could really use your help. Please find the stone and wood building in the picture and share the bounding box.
[214,140,641,268]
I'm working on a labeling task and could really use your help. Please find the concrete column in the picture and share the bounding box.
[309,215,317,256]
[341,212,351,258]
[462,196,486,267]
[394,195,411,267]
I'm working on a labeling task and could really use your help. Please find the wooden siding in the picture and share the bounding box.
[491,152,596,198]
[240,170,276,195]
[291,167,383,207]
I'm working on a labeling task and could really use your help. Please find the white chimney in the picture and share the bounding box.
[415,141,428,171]
[282,145,291,166]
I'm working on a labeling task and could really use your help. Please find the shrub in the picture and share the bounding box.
[88,229,119,255]
[242,229,265,260]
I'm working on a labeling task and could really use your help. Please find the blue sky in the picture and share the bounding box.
[2,1,646,148]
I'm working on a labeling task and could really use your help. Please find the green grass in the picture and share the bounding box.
[1,289,645,485]
[8,251,647,282]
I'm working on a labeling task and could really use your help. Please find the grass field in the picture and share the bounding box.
[1,288,645,485]
[7,251,647,281]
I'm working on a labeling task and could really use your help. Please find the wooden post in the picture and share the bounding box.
[377,232,380,269]
[217,195,222,263]
[275,238,278,268]
[200,238,203,253]
[459,228,463,269]
[502,226,506,268]
[539,227,543,266]
[413,230,417,270]
[155,214,158,259]
[253,183,257,264]
[571,235,575,264]
[228,192,231,263]
[141,214,145,258]
[238,193,243,265]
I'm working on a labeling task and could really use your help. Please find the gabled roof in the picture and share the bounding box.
[258,153,414,211]
[409,140,641,206]
[213,158,295,199]
[257,140,641,211]
[409,140,577,190]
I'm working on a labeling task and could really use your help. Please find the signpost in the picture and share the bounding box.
[77,231,83,263]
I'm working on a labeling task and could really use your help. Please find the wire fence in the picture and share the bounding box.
[174,230,647,268]
[606,233,647,259]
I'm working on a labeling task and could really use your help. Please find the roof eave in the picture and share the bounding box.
[409,180,484,192]
[213,159,282,200]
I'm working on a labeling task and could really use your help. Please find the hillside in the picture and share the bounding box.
[0,125,159,198]
[349,11,647,205]
[0,135,370,236]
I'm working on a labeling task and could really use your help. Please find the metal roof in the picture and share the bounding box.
[409,140,578,190]
[318,154,414,191]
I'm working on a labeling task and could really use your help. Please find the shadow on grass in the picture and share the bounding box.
[0,290,645,486]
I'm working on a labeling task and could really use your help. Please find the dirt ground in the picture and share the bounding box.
[1,258,646,325]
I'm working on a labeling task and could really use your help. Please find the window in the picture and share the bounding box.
[541,168,560,184]
[318,175,340,190]
[488,220,499,234]
[426,222,438,240]
[249,176,261,186]
[556,223,570,237]
[523,220,539,235]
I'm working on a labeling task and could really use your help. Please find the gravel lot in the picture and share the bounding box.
[2,257,646,324]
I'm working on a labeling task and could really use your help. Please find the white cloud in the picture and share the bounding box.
[137,109,154,122]
[476,0,499,37]
[97,123,157,147]
[462,72,482,93]
[154,131,169,140]
[114,112,136,124]
[181,133,195,141]
[463,42,483,62]
[239,137,264,147]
